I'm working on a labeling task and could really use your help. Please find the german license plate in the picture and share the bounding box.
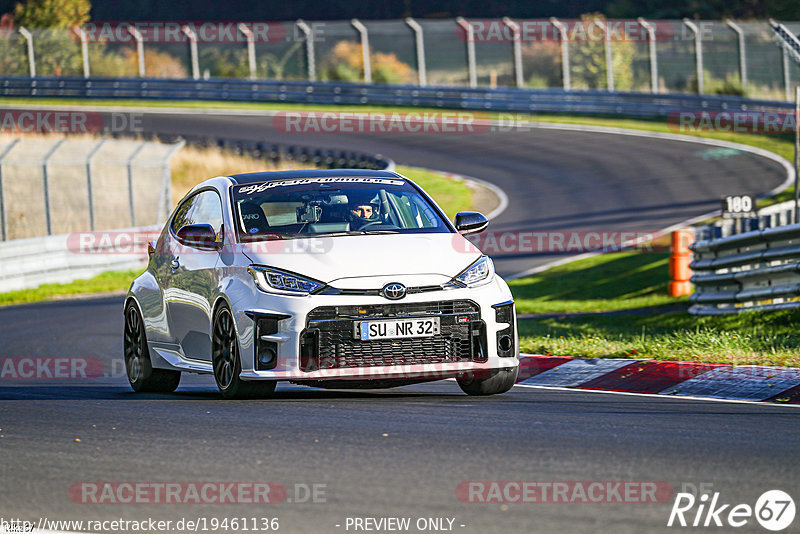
[357,317,440,341]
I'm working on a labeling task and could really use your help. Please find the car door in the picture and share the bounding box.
[163,189,225,362]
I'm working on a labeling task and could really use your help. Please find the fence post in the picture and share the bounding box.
[74,25,90,78]
[0,139,20,241]
[456,17,477,88]
[783,46,792,102]
[593,20,614,91]
[127,25,145,77]
[351,19,372,83]
[725,19,747,92]
[42,138,66,236]
[683,19,704,94]
[405,17,427,87]
[18,27,35,77]
[238,23,257,80]
[182,25,200,80]
[503,17,524,88]
[160,140,185,222]
[85,139,106,231]
[296,20,316,82]
[795,86,799,223]
[638,18,658,93]
[550,18,570,91]
[669,228,695,297]
[127,142,147,227]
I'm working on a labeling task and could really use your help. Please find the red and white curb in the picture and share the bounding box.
[515,355,800,404]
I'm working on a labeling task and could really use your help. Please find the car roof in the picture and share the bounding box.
[229,169,403,184]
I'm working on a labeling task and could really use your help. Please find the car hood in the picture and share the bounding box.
[241,233,482,285]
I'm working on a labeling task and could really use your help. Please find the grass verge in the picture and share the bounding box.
[512,252,800,367]
[0,270,140,307]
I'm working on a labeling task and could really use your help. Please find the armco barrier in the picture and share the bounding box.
[689,223,800,315]
[0,225,157,292]
[0,76,793,118]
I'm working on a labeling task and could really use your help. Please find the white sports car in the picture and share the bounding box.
[124,169,518,398]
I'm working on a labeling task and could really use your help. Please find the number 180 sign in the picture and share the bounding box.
[722,194,757,219]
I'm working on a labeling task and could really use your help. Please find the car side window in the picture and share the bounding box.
[171,190,224,241]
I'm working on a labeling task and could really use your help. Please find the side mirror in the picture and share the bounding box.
[176,224,220,250]
[454,212,489,235]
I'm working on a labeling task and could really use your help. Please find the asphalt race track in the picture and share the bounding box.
[0,109,798,533]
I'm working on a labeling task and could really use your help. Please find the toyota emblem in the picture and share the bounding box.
[381,283,407,300]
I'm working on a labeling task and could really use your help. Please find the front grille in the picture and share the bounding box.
[301,300,484,371]
[307,300,480,321]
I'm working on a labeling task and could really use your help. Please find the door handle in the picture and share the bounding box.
[170,259,180,270]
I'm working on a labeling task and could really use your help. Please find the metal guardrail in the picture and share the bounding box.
[689,224,800,315]
[0,224,158,292]
[0,76,793,118]
[695,201,799,242]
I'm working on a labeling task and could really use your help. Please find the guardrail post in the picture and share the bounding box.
[182,25,200,80]
[0,139,20,241]
[238,23,257,80]
[592,20,614,91]
[550,18,570,91]
[42,139,66,236]
[127,142,147,227]
[296,20,316,82]
[74,25,90,78]
[638,18,659,93]
[127,25,145,77]
[683,19,704,94]
[503,17,524,88]
[18,27,35,78]
[725,19,747,92]
[351,19,372,83]
[85,139,106,231]
[669,228,695,297]
[456,17,477,88]
[405,17,427,87]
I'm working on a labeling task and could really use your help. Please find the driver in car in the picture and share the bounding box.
[347,193,381,229]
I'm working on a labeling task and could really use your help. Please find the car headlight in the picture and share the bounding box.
[248,266,324,295]
[453,256,494,287]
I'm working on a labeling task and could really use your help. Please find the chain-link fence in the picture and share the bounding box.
[1,18,799,99]
[0,137,182,241]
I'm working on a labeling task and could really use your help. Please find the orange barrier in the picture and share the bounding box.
[669,228,695,297]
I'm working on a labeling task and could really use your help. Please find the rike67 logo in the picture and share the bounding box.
[668,489,795,531]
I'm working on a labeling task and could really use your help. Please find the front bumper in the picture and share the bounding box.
[236,276,518,382]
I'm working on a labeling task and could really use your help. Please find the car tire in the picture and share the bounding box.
[212,305,277,399]
[124,302,181,393]
[457,366,518,396]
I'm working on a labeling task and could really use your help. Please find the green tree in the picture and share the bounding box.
[13,0,90,28]
[570,13,634,91]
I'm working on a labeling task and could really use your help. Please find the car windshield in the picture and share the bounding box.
[231,176,452,241]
